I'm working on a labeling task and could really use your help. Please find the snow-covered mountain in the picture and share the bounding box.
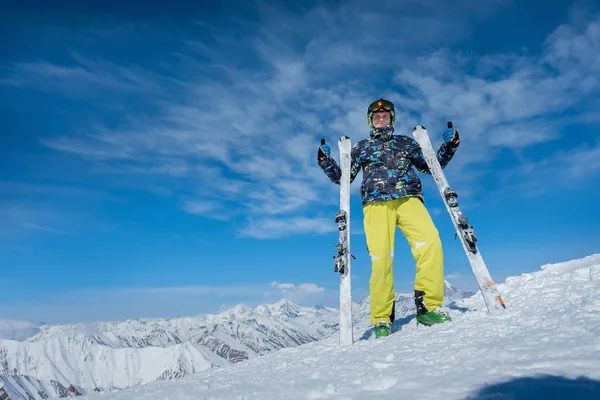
[0,299,340,398]
[67,254,600,400]
[0,299,337,399]
[0,376,82,400]
[0,284,473,400]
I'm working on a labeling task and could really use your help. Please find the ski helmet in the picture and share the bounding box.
[367,98,395,129]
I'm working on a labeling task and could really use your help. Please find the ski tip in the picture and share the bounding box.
[412,125,426,132]
[339,135,350,141]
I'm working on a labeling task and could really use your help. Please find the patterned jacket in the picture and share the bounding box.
[318,129,459,207]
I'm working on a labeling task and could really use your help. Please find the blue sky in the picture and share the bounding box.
[1,0,599,324]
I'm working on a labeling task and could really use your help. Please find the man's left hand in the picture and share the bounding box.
[442,127,460,145]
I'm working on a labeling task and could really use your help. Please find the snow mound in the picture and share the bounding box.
[79,254,600,400]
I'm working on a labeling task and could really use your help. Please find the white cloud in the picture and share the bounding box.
[271,281,325,294]
[562,142,600,178]
[267,281,329,306]
[239,216,337,239]
[0,319,38,330]
[270,282,294,291]
[388,15,600,180]
[297,283,326,293]
[181,200,229,220]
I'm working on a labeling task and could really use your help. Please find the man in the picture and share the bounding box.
[317,98,460,338]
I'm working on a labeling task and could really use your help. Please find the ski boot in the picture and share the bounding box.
[416,308,452,326]
[374,321,391,338]
[414,290,451,326]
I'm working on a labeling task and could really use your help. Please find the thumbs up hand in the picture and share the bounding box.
[318,138,331,161]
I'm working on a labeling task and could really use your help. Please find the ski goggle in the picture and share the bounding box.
[368,99,395,114]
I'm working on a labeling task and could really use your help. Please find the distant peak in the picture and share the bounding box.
[231,303,250,313]
[264,298,300,318]
[275,298,295,306]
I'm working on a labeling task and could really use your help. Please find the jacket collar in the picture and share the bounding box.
[370,125,394,141]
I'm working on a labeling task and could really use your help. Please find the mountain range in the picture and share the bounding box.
[0,281,470,400]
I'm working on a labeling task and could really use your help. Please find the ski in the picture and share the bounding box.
[334,135,354,345]
[412,123,506,313]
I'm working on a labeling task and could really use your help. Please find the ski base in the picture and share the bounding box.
[336,135,354,345]
[412,124,506,313]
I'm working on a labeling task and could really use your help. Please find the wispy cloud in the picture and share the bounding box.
[0,210,122,256]
[20,223,67,235]
[180,199,233,221]
[239,216,337,239]
[3,2,600,240]
[0,201,66,240]
[0,181,120,202]
[562,141,600,178]
[1,53,163,95]
[180,199,220,215]
[493,139,600,199]
[0,182,121,243]
[394,33,599,167]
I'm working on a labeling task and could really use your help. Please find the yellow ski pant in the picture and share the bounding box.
[363,196,444,325]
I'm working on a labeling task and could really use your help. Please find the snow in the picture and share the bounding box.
[0,376,76,399]
[0,337,222,390]
[77,254,600,400]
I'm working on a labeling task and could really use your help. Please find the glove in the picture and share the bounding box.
[318,138,331,161]
[442,123,460,145]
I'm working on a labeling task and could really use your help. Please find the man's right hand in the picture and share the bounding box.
[318,138,331,161]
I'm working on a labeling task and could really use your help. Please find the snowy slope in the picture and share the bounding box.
[0,337,225,390]
[79,254,600,400]
[0,375,81,399]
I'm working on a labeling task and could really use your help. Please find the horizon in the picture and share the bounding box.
[2,0,600,325]
[0,253,590,327]
[0,278,462,326]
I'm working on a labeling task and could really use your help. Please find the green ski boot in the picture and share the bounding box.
[374,321,391,338]
[416,308,452,326]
